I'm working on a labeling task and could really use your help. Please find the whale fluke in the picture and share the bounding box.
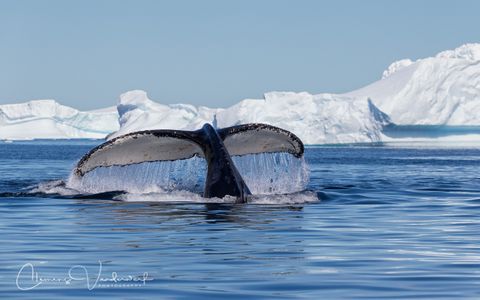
[73,123,304,203]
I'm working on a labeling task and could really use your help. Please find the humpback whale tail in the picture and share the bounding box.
[73,123,304,203]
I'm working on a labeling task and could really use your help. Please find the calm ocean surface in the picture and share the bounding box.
[0,140,479,299]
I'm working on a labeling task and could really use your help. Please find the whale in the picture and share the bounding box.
[73,123,304,203]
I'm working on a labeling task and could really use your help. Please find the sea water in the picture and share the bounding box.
[0,140,479,299]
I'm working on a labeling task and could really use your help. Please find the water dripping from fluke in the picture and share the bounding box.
[59,152,315,204]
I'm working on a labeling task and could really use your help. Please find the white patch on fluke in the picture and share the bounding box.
[75,133,204,175]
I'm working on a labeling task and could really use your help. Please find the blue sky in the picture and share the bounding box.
[1,0,479,109]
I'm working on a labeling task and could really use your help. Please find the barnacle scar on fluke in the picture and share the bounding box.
[73,123,304,203]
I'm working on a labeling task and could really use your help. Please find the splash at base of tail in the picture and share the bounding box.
[73,123,305,203]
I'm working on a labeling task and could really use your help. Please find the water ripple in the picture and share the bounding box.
[0,142,480,298]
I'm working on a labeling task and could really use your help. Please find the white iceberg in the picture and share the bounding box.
[112,44,480,143]
[108,90,220,139]
[109,90,390,144]
[348,43,480,125]
[2,43,480,143]
[0,99,119,140]
[215,92,390,144]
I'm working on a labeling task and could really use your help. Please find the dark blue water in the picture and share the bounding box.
[1,140,480,299]
[383,124,480,139]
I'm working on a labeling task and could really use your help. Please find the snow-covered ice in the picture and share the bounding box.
[108,43,480,143]
[215,92,390,144]
[0,99,119,140]
[1,43,480,143]
[109,90,391,144]
[107,90,221,139]
[348,43,480,125]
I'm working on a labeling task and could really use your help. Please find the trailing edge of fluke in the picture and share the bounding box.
[73,123,305,203]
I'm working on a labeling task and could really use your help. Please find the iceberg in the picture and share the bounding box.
[1,43,479,143]
[348,43,480,125]
[108,90,220,139]
[0,99,119,140]
[215,92,390,144]
[111,44,480,143]
[109,90,391,144]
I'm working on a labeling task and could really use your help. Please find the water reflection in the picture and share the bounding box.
[71,198,305,229]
